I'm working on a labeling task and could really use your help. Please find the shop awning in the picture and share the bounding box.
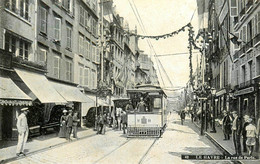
[14,68,67,104]
[50,81,93,103]
[0,75,32,106]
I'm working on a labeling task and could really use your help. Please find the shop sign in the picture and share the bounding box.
[234,87,254,96]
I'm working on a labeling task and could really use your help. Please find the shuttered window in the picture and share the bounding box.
[53,56,61,78]
[40,6,47,33]
[85,40,90,59]
[84,68,89,86]
[38,48,47,63]
[79,6,84,25]
[66,60,72,81]
[66,26,72,49]
[79,66,84,85]
[79,35,84,56]
[54,17,61,40]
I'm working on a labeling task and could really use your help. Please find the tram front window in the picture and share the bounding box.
[153,98,162,109]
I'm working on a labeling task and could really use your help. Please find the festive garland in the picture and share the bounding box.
[128,23,190,40]
[187,23,195,91]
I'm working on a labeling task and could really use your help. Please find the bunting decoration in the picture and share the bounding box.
[127,23,190,40]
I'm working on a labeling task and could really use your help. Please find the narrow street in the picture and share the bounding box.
[8,112,232,164]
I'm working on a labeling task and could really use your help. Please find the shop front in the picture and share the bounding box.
[234,86,256,118]
[0,72,32,140]
[49,80,94,127]
[13,68,67,136]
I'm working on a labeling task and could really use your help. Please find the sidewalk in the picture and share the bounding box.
[0,127,97,163]
[193,120,260,164]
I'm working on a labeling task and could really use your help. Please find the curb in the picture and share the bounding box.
[0,128,112,164]
[192,122,243,164]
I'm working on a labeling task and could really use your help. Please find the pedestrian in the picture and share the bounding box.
[231,111,242,156]
[242,114,250,152]
[96,113,104,134]
[125,100,134,113]
[136,97,147,112]
[180,110,186,125]
[256,117,260,152]
[116,107,122,130]
[222,110,232,140]
[66,110,73,141]
[72,112,80,139]
[121,111,127,134]
[191,111,194,122]
[16,107,29,157]
[102,112,107,134]
[58,109,67,138]
[245,118,257,156]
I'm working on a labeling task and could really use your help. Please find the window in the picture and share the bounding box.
[54,17,61,40]
[230,0,238,17]
[79,65,84,85]
[89,43,92,60]
[257,12,260,35]
[79,6,84,25]
[19,40,29,60]
[256,56,260,76]
[93,19,97,36]
[38,48,47,63]
[249,61,253,80]
[5,0,29,21]
[66,26,72,49]
[84,10,88,28]
[96,47,100,63]
[88,14,91,29]
[242,25,247,44]
[247,21,252,42]
[153,98,161,109]
[53,56,61,78]
[91,70,96,88]
[79,35,84,56]
[19,0,29,20]
[84,68,89,86]
[85,40,90,59]
[92,45,96,62]
[66,60,73,81]
[40,6,47,34]
[5,33,16,54]
[241,65,246,83]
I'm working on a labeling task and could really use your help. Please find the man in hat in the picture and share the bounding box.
[222,110,232,140]
[16,107,29,156]
[232,111,242,156]
[66,110,73,141]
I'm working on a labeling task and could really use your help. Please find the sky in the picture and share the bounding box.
[112,0,200,92]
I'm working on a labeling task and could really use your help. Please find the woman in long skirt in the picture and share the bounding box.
[58,109,67,138]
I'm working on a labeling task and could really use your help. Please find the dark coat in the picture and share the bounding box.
[180,111,186,119]
[66,115,73,127]
[233,116,243,135]
[223,115,232,135]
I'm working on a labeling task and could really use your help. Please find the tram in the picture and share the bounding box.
[126,84,168,137]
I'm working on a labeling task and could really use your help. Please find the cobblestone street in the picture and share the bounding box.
[7,113,234,164]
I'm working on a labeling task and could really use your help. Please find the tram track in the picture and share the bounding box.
[93,137,159,164]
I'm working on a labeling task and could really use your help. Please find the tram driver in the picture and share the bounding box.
[136,97,148,112]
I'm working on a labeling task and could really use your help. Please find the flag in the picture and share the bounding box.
[230,34,241,46]
[196,0,209,30]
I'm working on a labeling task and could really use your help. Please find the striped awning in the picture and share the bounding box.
[0,75,32,106]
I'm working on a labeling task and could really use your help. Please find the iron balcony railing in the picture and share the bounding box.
[253,33,260,46]
[240,7,246,18]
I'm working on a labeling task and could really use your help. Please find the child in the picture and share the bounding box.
[245,118,257,156]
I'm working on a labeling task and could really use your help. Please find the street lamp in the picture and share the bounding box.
[210,88,216,133]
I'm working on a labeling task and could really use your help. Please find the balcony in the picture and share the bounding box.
[236,46,246,57]
[12,56,47,72]
[239,7,246,19]
[245,39,253,52]
[233,51,239,61]
[246,0,253,12]
[0,49,12,69]
[253,33,260,46]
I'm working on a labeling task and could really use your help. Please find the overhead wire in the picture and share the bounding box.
[129,0,173,87]
[127,0,166,86]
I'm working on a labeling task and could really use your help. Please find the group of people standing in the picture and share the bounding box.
[58,109,80,141]
[222,110,259,156]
